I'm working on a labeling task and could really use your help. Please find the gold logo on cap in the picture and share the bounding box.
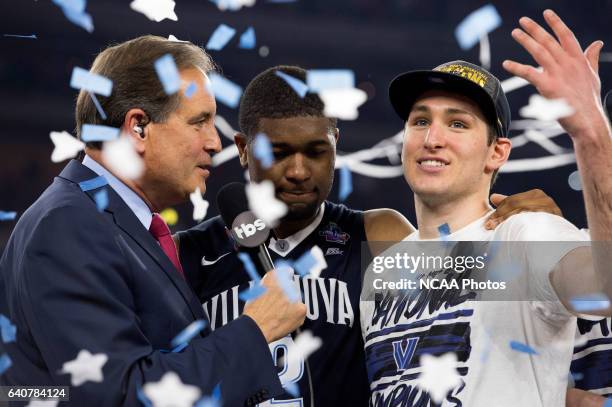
[437,64,488,88]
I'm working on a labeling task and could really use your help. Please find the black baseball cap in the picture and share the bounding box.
[389,60,511,138]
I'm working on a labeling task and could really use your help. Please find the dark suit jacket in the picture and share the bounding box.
[0,160,282,406]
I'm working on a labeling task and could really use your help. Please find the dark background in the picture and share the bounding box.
[1,0,610,247]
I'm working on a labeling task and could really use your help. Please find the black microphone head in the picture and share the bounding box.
[216,182,271,248]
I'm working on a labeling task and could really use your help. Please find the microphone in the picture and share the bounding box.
[216,182,275,276]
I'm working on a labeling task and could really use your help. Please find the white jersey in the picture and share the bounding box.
[360,212,589,407]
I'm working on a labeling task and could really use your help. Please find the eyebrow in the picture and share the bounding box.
[271,140,330,149]
[410,104,476,119]
[187,111,213,124]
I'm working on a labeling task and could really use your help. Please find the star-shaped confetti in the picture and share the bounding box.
[190,187,209,222]
[285,330,322,368]
[416,353,461,404]
[0,314,16,343]
[130,0,178,22]
[143,371,201,407]
[102,136,144,180]
[519,94,575,122]
[319,88,367,120]
[246,180,288,227]
[60,350,108,386]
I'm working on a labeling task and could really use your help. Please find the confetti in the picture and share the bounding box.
[60,350,108,386]
[238,252,260,282]
[0,314,16,343]
[570,293,610,312]
[160,208,179,226]
[194,383,222,407]
[338,165,353,201]
[283,382,300,397]
[154,54,182,95]
[416,353,461,403]
[3,34,37,39]
[604,397,612,407]
[275,267,300,302]
[568,170,582,191]
[0,353,12,376]
[171,320,207,348]
[306,69,355,92]
[438,223,451,238]
[167,34,188,42]
[70,67,113,97]
[286,330,322,368]
[208,73,243,109]
[293,246,326,278]
[239,285,266,301]
[454,4,502,50]
[509,340,538,355]
[275,71,308,98]
[136,386,153,407]
[253,133,274,168]
[184,82,198,98]
[52,0,94,33]
[89,93,107,120]
[246,180,288,227]
[93,189,108,212]
[319,88,367,120]
[102,136,144,180]
[0,211,17,221]
[49,130,85,163]
[206,24,236,51]
[143,372,201,407]
[190,187,210,221]
[519,94,575,122]
[81,124,120,143]
[130,0,178,22]
[210,0,255,11]
[78,176,108,192]
[238,27,256,49]
[26,399,60,407]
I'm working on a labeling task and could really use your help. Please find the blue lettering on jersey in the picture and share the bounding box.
[392,337,419,370]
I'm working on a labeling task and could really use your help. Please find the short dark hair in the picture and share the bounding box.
[75,35,216,149]
[238,65,337,140]
[487,124,500,188]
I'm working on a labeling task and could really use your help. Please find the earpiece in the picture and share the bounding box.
[133,125,144,135]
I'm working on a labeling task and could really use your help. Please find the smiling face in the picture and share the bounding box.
[140,68,221,208]
[240,116,338,221]
[402,89,504,206]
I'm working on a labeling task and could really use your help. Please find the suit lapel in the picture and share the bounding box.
[58,160,206,321]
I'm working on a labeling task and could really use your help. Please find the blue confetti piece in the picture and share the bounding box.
[604,397,612,407]
[239,285,266,302]
[237,252,260,282]
[154,54,181,95]
[81,124,120,142]
[206,24,236,51]
[276,268,300,302]
[78,175,108,192]
[570,371,584,382]
[0,353,12,376]
[208,73,243,109]
[438,223,451,238]
[293,252,316,277]
[93,188,108,212]
[238,27,256,49]
[136,386,153,407]
[253,133,274,168]
[0,211,17,221]
[454,4,502,50]
[89,93,107,120]
[53,0,93,33]
[0,315,16,343]
[170,319,207,349]
[509,340,538,355]
[283,382,300,397]
[306,69,354,92]
[185,81,198,98]
[338,165,352,201]
[275,71,308,98]
[70,67,113,96]
[53,0,86,13]
[3,34,37,39]
[570,293,610,312]
[195,383,222,407]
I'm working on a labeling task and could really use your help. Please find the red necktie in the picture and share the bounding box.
[149,213,184,277]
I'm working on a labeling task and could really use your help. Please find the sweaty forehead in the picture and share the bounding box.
[257,116,333,145]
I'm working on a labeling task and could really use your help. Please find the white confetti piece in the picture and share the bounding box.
[130,0,178,22]
[319,88,367,120]
[50,130,85,163]
[416,353,461,403]
[102,136,144,180]
[143,371,201,407]
[60,350,108,387]
[519,94,575,122]
[245,180,287,227]
[286,330,322,368]
[190,187,210,221]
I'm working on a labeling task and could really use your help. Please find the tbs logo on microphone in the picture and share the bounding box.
[231,211,270,247]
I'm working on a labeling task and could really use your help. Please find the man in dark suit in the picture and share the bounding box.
[0,35,306,406]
